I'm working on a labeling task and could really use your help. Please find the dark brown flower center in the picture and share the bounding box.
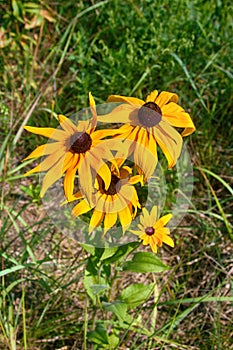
[69,132,92,154]
[105,174,120,195]
[138,102,162,127]
[145,226,155,236]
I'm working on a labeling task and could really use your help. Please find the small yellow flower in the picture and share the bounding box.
[69,159,142,234]
[98,90,195,179]
[23,93,119,201]
[130,206,174,253]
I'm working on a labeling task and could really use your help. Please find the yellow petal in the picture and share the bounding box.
[149,206,158,223]
[153,121,183,169]
[78,157,94,204]
[86,152,111,192]
[155,213,172,228]
[24,149,66,176]
[129,229,143,236]
[140,207,150,226]
[63,156,80,201]
[118,205,132,233]
[91,129,120,140]
[76,120,90,132]
[155,91,179,108]
[145,90,159,103]
[22,142,60,161]
[107,94,144,106]
[97,104,138,124]
[61,151,74,172]
[119,184,134,204]
[40,154,66,197]
[133,129,157,179]
[58,114,78,135]
[24,125,67,141]
[61,190,83,205]
[119,166,131,179]
[88,92,97,133]
[89,209,104,233]
[149,240,158,253]
[160,232,174,247]
[162,102,195,136]
[89,91,96,108]
[104,212,118,234]
[72,199,91,217]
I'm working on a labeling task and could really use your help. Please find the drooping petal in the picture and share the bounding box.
[78,157,94,203]
[58,114,78,135]
[149,238,158,253]
[118,205,133,233]
[24,126,67,141]
[40,154,67,197]
[63,154,80,200]
[72,199,91,217]
[89,209,104,232]
[153,120,183,168]
[133,129,158,179]
[162,102,195,136]
[61,151,74,172]
[119,184,135,205]
[104,212,118,234]
[155,91,179,108]
[24,148,66,176]
[86,152,111,192]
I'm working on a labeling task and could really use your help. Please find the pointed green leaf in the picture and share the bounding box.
[120,283,155,309]
[123,252,170,273]
[87,323,109,345]
[102,301,132,323]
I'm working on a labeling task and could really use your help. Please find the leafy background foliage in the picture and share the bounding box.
[0,0,232,349]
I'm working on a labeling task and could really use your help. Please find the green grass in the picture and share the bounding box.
[0,0,232,349]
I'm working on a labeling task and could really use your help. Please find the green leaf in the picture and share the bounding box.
[120,283,155,309]
[123,252,170,273]
[90,284,110,296]
[0,265,25,277]
[102,242,139,264]
[87,323,109,345]
[100,246,119,261]
[102,301,132,323]
[80,243,95,255]
[108,333,119,348]
[83,272,108,302]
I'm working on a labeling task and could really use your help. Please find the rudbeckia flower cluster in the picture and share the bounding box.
[23,89,195,253]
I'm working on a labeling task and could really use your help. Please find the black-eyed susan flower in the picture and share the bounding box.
[69,160,143,234]
[98,90,195,179]
[23,93,120,201]
[130,206,174,253]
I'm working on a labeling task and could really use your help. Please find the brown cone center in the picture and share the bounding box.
[138,102,162,127]
[105,174,120,195]
[145,226,155,236]
[70,132,92,154]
